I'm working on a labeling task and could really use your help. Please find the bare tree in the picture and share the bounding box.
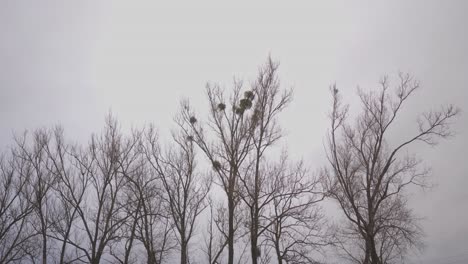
[178,80,256,264]
[324,74,459,264]
[237,58,293,264]
[109,181,141,264]
[58,116,137,264]
[144,127,210,264]
[31,119,184,264]
[203,198,229,264]
[44,122,176,264]
[14,129,60,264]
[264,156,327,264]
[125,134,176,264]
[134,176,175,264]
[0,147,36,263]
[107,129,148,264]
[44,127,91,263]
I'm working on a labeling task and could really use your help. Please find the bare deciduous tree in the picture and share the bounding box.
[0,148,35,263]
[45,127,91,263]
[64,116,137,264]
[144,127,210,264]
[324,74,459,264]
[237,58,293,264]
[264,156,327,264]
[14,129,59,264]
[135,183,175,264]
[178,81,255,264]
[126,138,176,264]
[203,198,229,264]
[1,60,459,264]
[108,129,147,264]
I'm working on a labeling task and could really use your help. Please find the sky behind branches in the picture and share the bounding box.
[1,1,467,263]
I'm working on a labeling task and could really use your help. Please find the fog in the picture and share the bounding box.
[1,1,467,263]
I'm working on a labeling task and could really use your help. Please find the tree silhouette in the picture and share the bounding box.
[324,74,459,264]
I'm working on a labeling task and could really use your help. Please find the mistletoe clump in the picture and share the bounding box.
[244,90,255,100]
[217,103,226,111]
[235,106,244,115]
[239,98,252,110]
[212,160,221,171]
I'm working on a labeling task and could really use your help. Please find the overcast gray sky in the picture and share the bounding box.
[1,1,467,263]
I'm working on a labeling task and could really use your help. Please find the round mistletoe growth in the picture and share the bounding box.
[212,160,221,171]
[251,109,261,125]
[244,90,255,100]
[189,116,197,124]
[186,135,194,142]
[217,103,226,111]
[239,98,252,110]
[235,107,244,115]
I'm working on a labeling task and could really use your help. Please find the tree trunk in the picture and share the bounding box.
[250,153,261,264]
[228,196,235,264]
[274,239,282,264]
[250,236,258,264]
[40,212,47,264]
[59,220,74,264]
[180,240,188,264]
[59,240,67,264]
[369,237,380,264]
[147,248,158,264]
[364,239,371,264]
[42,231,47,264]
[250,209,258,264]
[364,235,381,264]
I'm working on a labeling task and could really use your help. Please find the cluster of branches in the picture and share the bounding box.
[0,118,209,264]
[324,74,459,264]
[0,58,458,264]
[178,57,330,264]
